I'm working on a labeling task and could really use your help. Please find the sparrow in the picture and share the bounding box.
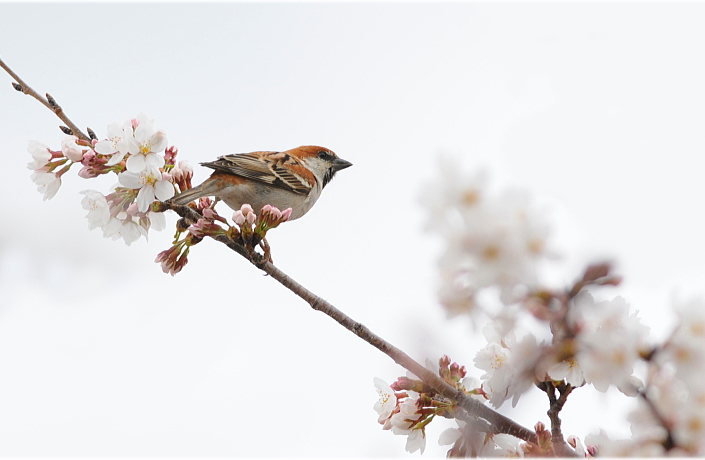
[168,146,352,220]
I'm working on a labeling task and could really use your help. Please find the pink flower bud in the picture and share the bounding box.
[202,208,217,220]
[281,208,293,221]
[241,204,254,215]
[198,197,213,209]
[126,202,140,216]
[61,135,86,162]
[78,166,98,179]
[233,211,246,226]
[178,160,193,175]
[165,145,179,162]
[246,212,256,226]
[269,207,282,221]
[81,149,96,164]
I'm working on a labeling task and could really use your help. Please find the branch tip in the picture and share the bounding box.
[87,127,97,140]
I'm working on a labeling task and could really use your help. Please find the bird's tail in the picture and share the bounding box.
[167,184,206,205]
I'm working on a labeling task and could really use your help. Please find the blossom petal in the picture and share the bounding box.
[148,211,166,231]
[134,121,154,143]
[118,171,143,189]
[40,178,61,200]
[106,151,128,166]
[145,153,165,169]
[154,180,175,201]
[149,130,168,153]
[126,154,147,172]
[31,171,58,185]
[95,139,118,155]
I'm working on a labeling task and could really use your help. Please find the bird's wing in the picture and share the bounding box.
[201,151,314,196]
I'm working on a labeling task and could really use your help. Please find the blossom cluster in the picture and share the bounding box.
[374,356,483,455]
[381,161,705,457]
[374,356,551,456]
[27,113,193,245]
[421,159,553,318]
[586,297,705,455]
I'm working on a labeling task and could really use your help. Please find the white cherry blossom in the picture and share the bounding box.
[80,190,110,230]
[119,166,174,213]
[373,377,396,423]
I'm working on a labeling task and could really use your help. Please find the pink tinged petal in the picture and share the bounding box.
[154,180,175,201]
[106,151,128,166]
[150,130,167,153]
[134,121,154,143]
[136,185,156,213]
[135,112,153,128]
[126,202,140,216]
[179,160,193,174]
[281,208,293,221]
[95,139,118,154]
[64,148,84,162]
[233,211,246,225]
[27,141,52,168]
[126,154,147,172]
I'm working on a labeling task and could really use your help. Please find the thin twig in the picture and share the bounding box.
[539,381,578,457]
[0,57,90,141]
[639,389,675,451]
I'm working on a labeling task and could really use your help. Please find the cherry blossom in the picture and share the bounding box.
[60,135,86,162]
[26,140,52,169]
[79,190,110,230]
[124,113,167,172]
[569,292,648,393]
[373,377,396,423]
[423,160,554,319]
[102,216,144,246]
[95,120,134,166]
[118,166,175,213]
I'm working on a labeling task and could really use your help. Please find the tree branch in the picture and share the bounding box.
[260,258,538,443]
[160,201,538,444]
[1,54,538,447]
[0,57,90,141]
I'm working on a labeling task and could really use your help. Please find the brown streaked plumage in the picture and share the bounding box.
[168,146,352,220]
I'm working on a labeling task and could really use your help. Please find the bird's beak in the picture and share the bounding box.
[333,158,353,171]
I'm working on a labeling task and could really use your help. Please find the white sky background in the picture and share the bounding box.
[1,2,704,456]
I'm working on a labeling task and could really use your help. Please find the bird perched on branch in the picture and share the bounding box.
[168,145,352,220]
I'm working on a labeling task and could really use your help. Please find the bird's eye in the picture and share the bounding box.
[317,150,333,160]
